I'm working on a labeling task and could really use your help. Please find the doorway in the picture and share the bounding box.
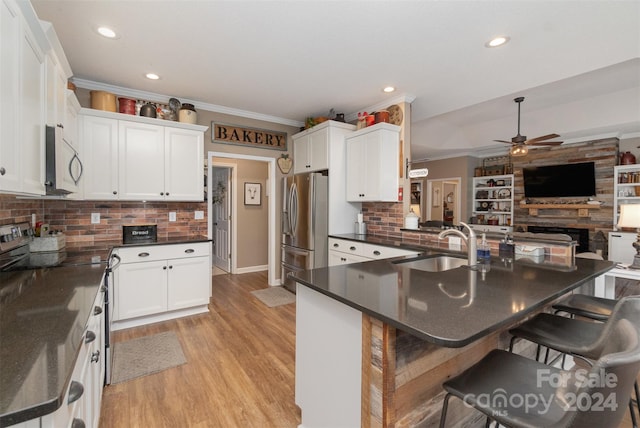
[211,164,233,274]
[207,152,278,286]
[426,178,461,224]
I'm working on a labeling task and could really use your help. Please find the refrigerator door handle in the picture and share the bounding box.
[290,182,298,238]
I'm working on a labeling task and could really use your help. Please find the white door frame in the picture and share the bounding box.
[207,151,278,286]
[211,162,235,273]
[426,177,461,223]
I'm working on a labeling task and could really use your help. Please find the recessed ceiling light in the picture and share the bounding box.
[97,26,117,39]
[383,86,395,93]
[145,73,160,80]
[485,36,510,48]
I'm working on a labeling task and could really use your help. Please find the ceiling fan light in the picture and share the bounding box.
[510,144,528,157]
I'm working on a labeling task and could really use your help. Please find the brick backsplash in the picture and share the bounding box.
[362,202,404,238]
[0,194,207,249]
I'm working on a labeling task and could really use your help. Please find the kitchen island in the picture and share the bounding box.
[292,252,614,427]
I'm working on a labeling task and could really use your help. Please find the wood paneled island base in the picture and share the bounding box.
[362,315,522,427]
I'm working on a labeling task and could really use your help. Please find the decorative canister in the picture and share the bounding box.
[118,97,136,115]
[90,90,117,112]
[620,151,636,165]
[404,209,419,229]
[374,110,390,124]
[179,103,197,124]
[139,103,157,118]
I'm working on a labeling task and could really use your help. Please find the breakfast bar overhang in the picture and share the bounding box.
[293,254,615,427]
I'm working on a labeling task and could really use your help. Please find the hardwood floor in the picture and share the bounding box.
[98,271,637,427]
[99,271,301,427]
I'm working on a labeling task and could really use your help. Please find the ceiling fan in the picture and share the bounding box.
[495,96,562,156]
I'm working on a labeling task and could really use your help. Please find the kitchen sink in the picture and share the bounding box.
[393,255,468,272]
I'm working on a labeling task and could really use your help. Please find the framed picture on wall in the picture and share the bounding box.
[244,182,261,206]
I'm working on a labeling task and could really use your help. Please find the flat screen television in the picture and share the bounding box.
[522,162,596,198]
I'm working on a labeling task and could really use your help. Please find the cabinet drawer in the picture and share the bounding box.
[114,242,211,263]
[360,243,419,260]
[328,238,363,256]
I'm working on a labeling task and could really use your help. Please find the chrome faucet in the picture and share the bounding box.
[437,222,477,266]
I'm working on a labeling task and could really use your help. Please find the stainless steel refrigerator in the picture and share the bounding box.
[281,171,328,292]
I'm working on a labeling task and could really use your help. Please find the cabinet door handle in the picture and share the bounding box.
[333,243,339,248]
[138,252,150,257]
[113,190,118,195]
[85,330,96,344]
[93,306,103,315]
[611,234,622,238]
[166,192,170,196]
[349,246,356,251]
[169,265,173,269]
[160,192,164,195]
[0,167,5,176]
[185,249,195,253]
[373,250,381,256]
[71,418,86,428]
[91,350,100,363]
[68,381,84,404]
[163,266,167,270]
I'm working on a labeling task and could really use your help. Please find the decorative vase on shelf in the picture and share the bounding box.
[620,151,636,165]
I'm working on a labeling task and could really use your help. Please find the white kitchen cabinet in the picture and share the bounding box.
[290,121,358,235]
[112,242,212,330]
[328,237,419,266]
[116,259,168,320]
[346,123,400,202]
[164,127,204,201]
[118,120,166,200]
[608,231,637,264]
[0,0,46,195]
[293,125,329,174]
[44,51,68,129]
[81,109,206,201]
[81,114,119,200]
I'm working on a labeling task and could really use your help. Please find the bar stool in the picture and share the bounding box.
[508,296,640,427]
[439,296,640,428]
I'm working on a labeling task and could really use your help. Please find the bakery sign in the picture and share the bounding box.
[212,122,287,151]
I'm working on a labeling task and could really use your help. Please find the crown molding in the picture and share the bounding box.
[71,78,305,128]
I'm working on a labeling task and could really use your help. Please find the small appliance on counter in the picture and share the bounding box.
[355,212,367,235]
[122,224,158,244]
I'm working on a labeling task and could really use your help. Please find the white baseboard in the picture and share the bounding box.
[236,264,268,274]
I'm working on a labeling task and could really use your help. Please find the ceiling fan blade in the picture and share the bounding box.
[493,139,513,144]
[525,133,561,144]
[527,141,563,146]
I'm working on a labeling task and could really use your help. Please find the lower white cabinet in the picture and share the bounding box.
[30,287,105,428]
[608,231,637,264]
[328,237,419,266]
[112,242,211,329]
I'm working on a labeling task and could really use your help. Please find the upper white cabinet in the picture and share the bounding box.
[81,109,206,201]
[293,125,329,174]
[346,123,400,202]
[291,121,359,235]
[0,0,46,195]
[81,114,119,200]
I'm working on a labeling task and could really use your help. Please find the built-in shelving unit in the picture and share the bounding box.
[613,164,640,229]
[471,174,513,232]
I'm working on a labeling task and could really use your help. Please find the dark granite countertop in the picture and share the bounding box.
[292,253,615,348]
[0,264,106,426]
